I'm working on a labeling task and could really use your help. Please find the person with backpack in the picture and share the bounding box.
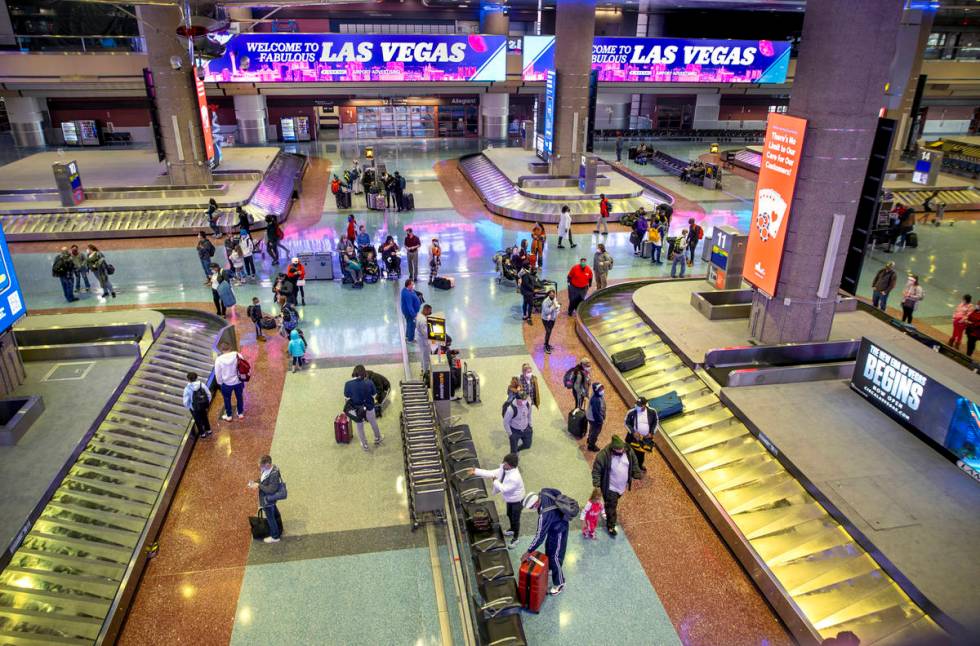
[518,363,540,410]
[247,297,267,342]
[183,371,212,438]
[670,232,689,278]
[595,194,610,236]
[278,296,299,339]
[344,365,383,452]
[503,392,533,453]
[469,453,525,546]
[214,342,247,421]
[216,272,237,317]
[196,232,216,282]
[247,454,285,543]
[86,244,116,299]
[686,218,703,266]
[648,216,665,265]
[586,382,606,452]
[522,488,576,596]
[207,198,221,237]
[52,247,77,303]
[541,289,560,354]
[567,357,591,410]
[567,258,594,315]
[394,171,407,211]
[591,435,643,537]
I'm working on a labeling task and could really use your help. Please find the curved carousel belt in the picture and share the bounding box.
[576,281,947,646]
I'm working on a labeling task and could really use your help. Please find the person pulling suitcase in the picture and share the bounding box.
[522,488,578,596]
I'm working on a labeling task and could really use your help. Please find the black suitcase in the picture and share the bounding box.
[611,347,645,372]
[472,549,514,585]
[464,500,500,532]
[454,475,488,502]
[478,612,527,646]
[403,193,415,211]
[567,408,587,438]
[476,577,522,619]
[432,276,454,290]
[443,425,473,445]
[470,527,507,553]
[905,231,918,248]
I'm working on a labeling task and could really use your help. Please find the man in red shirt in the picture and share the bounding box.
[285,256,306,306]
[567,258,594,315]
[595,194,610,236]
[403,228,422,282]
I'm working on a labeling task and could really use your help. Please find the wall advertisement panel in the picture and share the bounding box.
[542,70,556,160]
[194,75,215,162]
[0,222,26,335]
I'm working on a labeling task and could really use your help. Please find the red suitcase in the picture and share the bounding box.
[518,551,548,613]
[335,413,352,444]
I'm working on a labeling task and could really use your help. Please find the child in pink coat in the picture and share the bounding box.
[580,490,605,539]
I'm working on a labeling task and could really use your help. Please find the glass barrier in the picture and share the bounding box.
[14,35,145,53]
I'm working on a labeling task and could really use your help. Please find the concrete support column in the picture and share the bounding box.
[550,0,597,177]
[137,3,211,185]
[5,96,47,147]
[749,0,904,344]
[479,7,509,36]
[480,92,509,141]
[692,92,721,130]
[235,94,268,144]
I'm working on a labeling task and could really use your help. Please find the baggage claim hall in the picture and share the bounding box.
[0,0,978,644]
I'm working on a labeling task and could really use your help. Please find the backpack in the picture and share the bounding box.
[236,354,252,382]
[191,383,209,411]
[398,175,407,190]
[695,225,704,240]
[546,492,580,522]
[52,255,71,277]
[275,225,284,241]
[501,401,517,419]
[562,367,577,389]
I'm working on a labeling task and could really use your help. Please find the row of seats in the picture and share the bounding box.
[942,156,980,178]
[648,150,688,175]
[596,128,765,141]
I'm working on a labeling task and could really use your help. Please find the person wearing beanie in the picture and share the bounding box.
[469,453,525,546]
[523,488,571,596]
[591,435,642,537]
[585,382,606,452]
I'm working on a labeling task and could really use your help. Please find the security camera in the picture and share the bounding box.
[169,55,183,71]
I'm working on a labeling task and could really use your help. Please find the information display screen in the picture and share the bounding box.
[194,75,215,162]
[67,161,84,204]
[542,70,556,160]
[851,338,980,481]
[522,36,790,83]
[0,222,26,335]
[204,34,507,83]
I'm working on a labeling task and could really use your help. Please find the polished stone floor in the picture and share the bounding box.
[8,133,977,645]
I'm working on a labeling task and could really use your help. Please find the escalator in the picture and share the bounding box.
[0,313,229,645]
[577,283,947,645]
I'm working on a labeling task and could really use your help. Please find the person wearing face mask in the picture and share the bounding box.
[567,258,594,315]
[469,453,525,546]
[247,455,285,543]
[591,435,642,537]
[624,397,658,471]
[540,290,560,354]
[518,363,540,409]
[585,382,606,452]
[593,243,614,290]
[900,274,924,324]
[503,392,534,453]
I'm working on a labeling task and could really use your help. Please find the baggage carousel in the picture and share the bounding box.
[0,310,233,645]
[0,151,307,242]
[575,280,948,646]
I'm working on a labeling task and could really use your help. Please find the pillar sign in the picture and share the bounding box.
[194,75,215,163]
[743,113,807,298]
[52,161,85,207]
[542,70,556,160]
[578,154,599,193]
[912,147,943,186]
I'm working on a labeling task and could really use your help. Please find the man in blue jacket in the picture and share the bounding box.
[343,365,383,451]
[400,278,422,342]
[523,488,571,596]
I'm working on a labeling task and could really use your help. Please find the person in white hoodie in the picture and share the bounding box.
[556,205,576,249]
[470,453,525,546]
[213,342,246,421]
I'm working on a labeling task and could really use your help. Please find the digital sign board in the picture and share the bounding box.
[851,338,980,482]
[194,75,215,162]
[522,36,790,83]
[0,221,26,335]
[542,70,556,160]
[204,34,507,83]
[743,113,806,297]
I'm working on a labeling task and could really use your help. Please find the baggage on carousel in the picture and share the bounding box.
[611,347,645,372]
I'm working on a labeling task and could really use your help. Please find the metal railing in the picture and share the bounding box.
[13,35,145,53]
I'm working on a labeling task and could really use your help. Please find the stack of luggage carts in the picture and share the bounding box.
[443,423,528,644]
[400,381,447,528]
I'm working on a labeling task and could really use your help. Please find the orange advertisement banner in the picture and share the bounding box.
[194,75,215,162]
[743,113,807,297]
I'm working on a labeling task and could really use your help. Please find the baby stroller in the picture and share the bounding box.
[494,247,519,284]
[360,245,381,284]
[383,251,402,279]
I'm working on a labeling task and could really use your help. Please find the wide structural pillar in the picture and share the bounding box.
[480,92,509,141]
[749,0,904,344]
[137,3,211,185]
[235,94,268,144]
[693,92,721,130]
[884,8,935,157]
[550,0,596,177]
[5,96,47,147]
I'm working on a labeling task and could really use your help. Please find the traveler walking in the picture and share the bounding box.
[69,245,90,293]
[585,382,606,452]
[871,262,898,311]
[183,371,212,438]
[523,488,573,595]
[394,171,406,211]
[686,218,703,266]
[615,136,623,162]
[503,392,534,453]
[247,455,285,543]
[197,232,216,281]
[428,239,442,284]
[900,275,924,324]
[557,205,576,249]
[541,289,560,354]
[624,397,658,471]
[404,228,422,281]
[247,297,267,342]
[570,358,591,410]
[519,264,536,324]
[344,365,384,451]
[595,194,610,235]
[593,243,614,290]
[518,363,540,410]
[240,232,256,278]
[950,294,974,350]
[86,245,116,299]
[567,258,594,315]
[207,198,221,237]
[670,233,688,278]
[965,306,980,357]
[401,279,423,343]
[265,215,282,265]
[591,435,642,537]
[469,453,525,545]
[51,247,77,303]
[213,342,246,421]
[580,490,605,539]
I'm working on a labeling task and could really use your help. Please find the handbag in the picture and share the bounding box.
[266,480,288,503]
[625,431,655,453]
[236,353,252,382]
[249,508,270,539]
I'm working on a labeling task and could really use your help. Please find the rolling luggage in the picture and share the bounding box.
[432,276,454,290]
[567,408,587,438]
[478,613,527,646]
[648,390,683,420]
[477,577,522,619]
[464,370,480,403]
[641,240,653,258]
[368,192,385,210]
[334,412,352,444]
[518,551,549,613]
[473,550,514,585]
[905,232,918,248]
[470,527,507,553]
[402,193,415,211]
[611,347,645,372]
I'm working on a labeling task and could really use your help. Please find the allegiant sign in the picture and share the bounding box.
[522,36,790,83]
[204,34,507,83]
